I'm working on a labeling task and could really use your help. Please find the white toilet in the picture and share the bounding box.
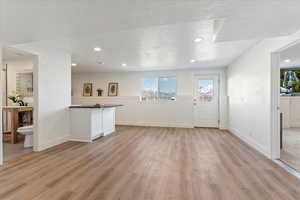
[17,125,33,148]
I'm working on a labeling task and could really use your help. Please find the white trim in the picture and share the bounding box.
[229,127,271,159]
[103,129,116,136]
[270,52,281,159]
[36,135,70,152]
[275,38,300,52]
[273,160,300,179]
[219,126,227,130]
[69,139,92,143]
[33,56,39,152]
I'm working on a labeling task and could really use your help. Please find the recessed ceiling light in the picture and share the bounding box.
[190,59,196,63]
[94,47,102,52]
[71,63,77,66]
[284,59,291,63]
[194,37,203,43]
[122,63,127,67]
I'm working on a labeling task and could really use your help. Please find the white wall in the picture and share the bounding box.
[11,42,72,152]
[227,31,300,158]
[72,68,227,129]
[34,50,71,151]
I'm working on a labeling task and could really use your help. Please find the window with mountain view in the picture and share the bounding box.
[197,79,214,102]
[141,77,176,101]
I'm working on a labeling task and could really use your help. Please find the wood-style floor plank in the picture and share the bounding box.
[0,126,300,200]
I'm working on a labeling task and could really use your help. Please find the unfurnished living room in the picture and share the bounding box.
[1,1,300,200]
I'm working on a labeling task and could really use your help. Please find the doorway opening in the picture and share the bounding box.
[271,40,300,171]
[1,47,36,162]
[193,74,220,128]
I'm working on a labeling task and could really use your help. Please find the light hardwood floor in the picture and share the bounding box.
[0,126,300,200]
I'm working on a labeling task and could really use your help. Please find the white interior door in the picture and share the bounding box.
[193,75,219,128]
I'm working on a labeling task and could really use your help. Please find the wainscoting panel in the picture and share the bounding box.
[72,96,194,128]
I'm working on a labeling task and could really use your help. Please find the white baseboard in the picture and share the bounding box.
[229,127,271,159]
[69,139,92,143]
[104,129,115,136]
[219,126,228,130]
[36,135,70,152]
[116,121,194,128]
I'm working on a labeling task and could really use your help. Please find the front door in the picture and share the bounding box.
[193,75,219,128]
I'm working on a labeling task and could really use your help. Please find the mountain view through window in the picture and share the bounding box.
[141,77,176,101]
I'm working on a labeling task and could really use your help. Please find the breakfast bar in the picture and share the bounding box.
[69,104,122,142]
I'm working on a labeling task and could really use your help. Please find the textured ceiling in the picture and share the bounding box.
[2,0,300,71]
[68,21,257,72]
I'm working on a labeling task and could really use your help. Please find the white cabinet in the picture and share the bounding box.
[90,109,103,140]
[69,107,117,142]
[103,108,116,136]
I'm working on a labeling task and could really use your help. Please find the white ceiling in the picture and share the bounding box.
[2,0,300,72]
[27,21,258,72]
[2,47,35,62]
[280,42,300,69]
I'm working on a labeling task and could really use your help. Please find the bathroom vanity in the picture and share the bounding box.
[69,104,122,142]
[2,106,33,144]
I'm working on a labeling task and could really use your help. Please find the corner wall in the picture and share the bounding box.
[11,41,72,152]
[34,50,71,151]
[72,68,228,129]
[227,31,300,158]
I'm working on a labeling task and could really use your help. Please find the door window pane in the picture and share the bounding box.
[159,77,176,100]
[197,79,214,102]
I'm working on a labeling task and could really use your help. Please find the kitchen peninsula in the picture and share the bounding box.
[69,104,122,142]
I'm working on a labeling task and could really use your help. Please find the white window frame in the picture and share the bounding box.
[140,76,177,102]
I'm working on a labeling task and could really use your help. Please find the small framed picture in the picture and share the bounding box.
[83,83,93,96]
[108,82,118,96]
